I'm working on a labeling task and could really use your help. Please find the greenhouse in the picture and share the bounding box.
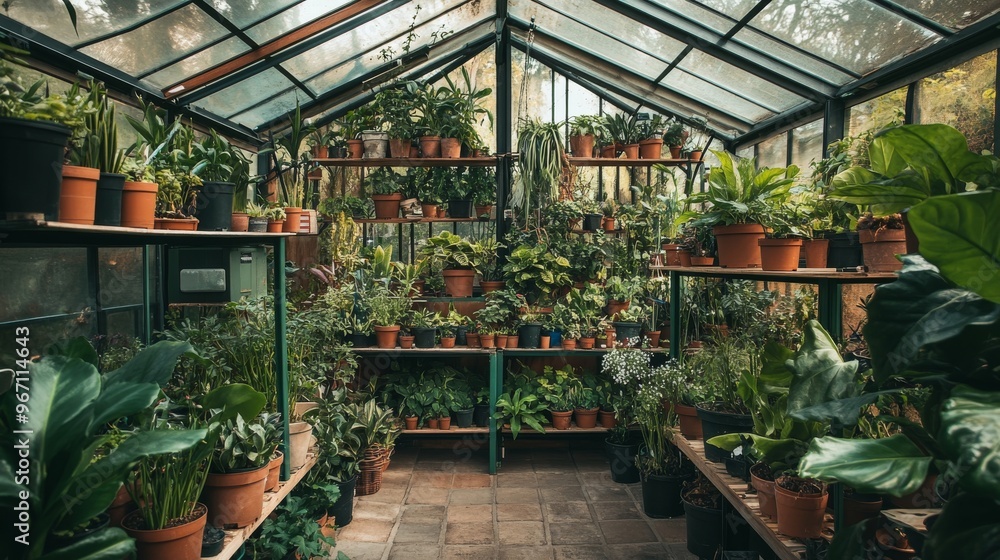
[0,1,998,559]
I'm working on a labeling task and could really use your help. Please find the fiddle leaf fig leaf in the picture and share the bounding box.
[938,385,1000,501]
[786,320,859,414]
[798,434,931,497]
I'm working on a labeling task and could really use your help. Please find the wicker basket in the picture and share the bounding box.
[356,445,391,496]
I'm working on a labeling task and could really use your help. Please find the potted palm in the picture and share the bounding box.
[189,130,250,231]
[636,114,666,159]
[680,151,799,268]
[603,113,639,158]
[410,81,444,157]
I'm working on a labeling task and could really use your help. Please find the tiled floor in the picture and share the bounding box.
[333,440,697,560]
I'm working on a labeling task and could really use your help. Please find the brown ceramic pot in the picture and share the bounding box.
[574,407,599,429]
[759,238,803,271]
[59,165,99,224]
[123,503,206,560]
[374,325,400,349]
[551,410,573,430]
[202,465,269,528]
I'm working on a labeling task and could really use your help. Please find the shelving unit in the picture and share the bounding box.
[314,156,498,167]
[203,453,318,560]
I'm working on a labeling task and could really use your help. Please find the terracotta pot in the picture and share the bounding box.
[466,332,481,347]
[266,219,284,232]
[674,403,702,439]
[374,325,400,348]
[600,144,617,158]
[775,478,828,539]
[59,165,99,224]
[750,464,777,520]
[283,207,303,233]
[803,238,829,268]
[713,223,766,268]
[662,244,683,266]
[480,280,505,294]
[605,329,616,348]
[107,484,135,528]
[690,256,714,266]
[427,417,440,429]
[561,338,578,350]
[265,451,284,492]
[496,334,509,349]
[439,416,452,430]
[400,335,414,349]
[689,150,703,161]
[123,503,207,560]
[436,206,447,218]
[442,268,476,297]
[440,137,461,158]
[409,144,419,158]
[551,410,573,430]
[508,335,519,347]
[638,138,663,159]
[230,212,249,232]
[759,237,804,271]
[607,299,630,318]
[419,136,441,158]
[678,250,693,267]
[479,334,495,348]
[372,193,403,219]
[154,218,199,230]
[440,336,456,348]
[404,416,419,430]
[475,204,493,219]
[346,139,363,159]
[389,138,410,158]
[202,464,269,528]
[844,493,883,527]
[421,203,439,218]
[601,216,615,231]
[645,330,661,347]
[569,134,596,158]
[539,335,551,349]
[669,145,682,159]
[598,410,617,429]
[622,144,639,159]
[574,407,599,428]
[288,421,313,469]
[121,181,158,229]
[578,336,595,349]
[859,227,906,272]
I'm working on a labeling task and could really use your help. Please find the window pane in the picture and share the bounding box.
[737,146,754,159]
[144,37,250,88]
[648,0,737,34]
[3,0,183,46]
[916,51,996,153]
[790,119,824,174]
[665,69,775,122]
[680,51,808,113]
[98,249,144,308]
[80,4,229,75]
[567,79,602,120]
[747,0,940,74]
[245,0,355,43]
[228,89,304,128]
[208,0,305,29]
[757,133,788,168]
[733,27,855,85]
[848,86,907,138]
[893,0,1000,30]
[0,248,92,323]
[194,68,297,118]
[694,0,759,19]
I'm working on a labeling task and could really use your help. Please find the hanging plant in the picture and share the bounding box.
[512,118,564,222]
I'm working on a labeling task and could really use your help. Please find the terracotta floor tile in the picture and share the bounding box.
[406,486,450,505]
[442,545,497,560]
[411,472,456,488]
[330,542,385,560]
[599,520,658,544]
[498,546,556,560]
[495,487,541,504]
[583,485,631,502]
[553,545,612,560]
[549,522,604,545]
[498,521,547,545]
[607,543,671,559]
[497,472,539,487]
[497,502,543,521]
[663,542,698,560]
[578,471,618,487]
[541,486,587,502]
[334,518,395,543]
[400,504,446,522]
[452,473,493,488]
[445,521,495,545]
[393,521,444,544]
[592,501,642,520]
[386,544,442,560]
[351,501,401,522]
[358,487,406,504]
[648,518,687,543]
[544,501,594,522]
[447,504,494,523]
[449,488,494,505]
[536,472,580,487]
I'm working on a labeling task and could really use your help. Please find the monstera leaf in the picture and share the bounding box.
[938,385,1000,501]
[798,434,931,497]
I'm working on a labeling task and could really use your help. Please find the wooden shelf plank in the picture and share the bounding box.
[567,157,691,167]
[501,347,671,356]
[349,347,497,355]
[673,434,833,560]
[355,217,486,224]
[653,265,897,283]
[203,453,318,560]
[0,219,292,238]
[314,157,497,167]
[402,427,490,434]
[502,424,610,434]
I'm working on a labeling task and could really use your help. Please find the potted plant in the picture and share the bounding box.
[477,236,506,293]
[567,115,604,157]
[636,114,666,159]
[757,203,808,271]
[265,203,286,232]
[681,476,726,559]
[601,196,618,231]
[367,166,407,219]
[304,389,362,527]
[408,308,440,348]
[366,283,411,349]
[692,336,757,463]
[469,167,496,218]
[409,81,445,157]
[69,81,127,226]
[502,242,573,308]
[420,231,482,297]
[495,388,548,439]
[336,108,365,158]
[441,168,474,218]
[549,300,581,349]
[351,399,401,495]
[680,151,799,268]
[543,199,583,232]
[601,346,646,483]
[375,86,416,158]
[514,118,565,216]
[256,495,336,559]
[662,119,685,159]
[450,390,475,428]
[119,158,159,229]
[565,284,606,348]
[538,365,580,429]
[571,379,601,429]
[202,414,275,528]
[189,130,249,231]
[153,167,202,230]
[603,113,639,158]
[855,211,906,272]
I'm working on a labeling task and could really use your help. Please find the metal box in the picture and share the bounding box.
[167,246,267,304]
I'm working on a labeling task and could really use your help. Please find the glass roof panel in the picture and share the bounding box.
[745,0,940,74]
[228,89,304,128]
[665,68,776,122]
[693,0,759,20]
[647,0,736,34]
[192,68,298,119]
[2,0,184,46]
[79,4,229,76]
[679,50,807,112]
[244,0,354,44]
[208,0,305,30]
[893,0,1000,30]
[144,36,250,88]
[733,26,855,85]
[282,0,475,80]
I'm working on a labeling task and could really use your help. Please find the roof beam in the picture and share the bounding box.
[864,0,953,37]
[166,0,398,100]
[590,0,835,100]
[719,0,771,42]
[732,100,824,147]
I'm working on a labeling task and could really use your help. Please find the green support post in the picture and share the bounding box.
[669,271,681,360]
[489,350,500,474]
[142,244,153,345]
[817,279,843,341]
[274,238,291,480]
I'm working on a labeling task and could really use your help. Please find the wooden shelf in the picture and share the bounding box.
[355,217,487,224]
[567,157,692,167]
[204,452,318,560]
[673,434,832,560]
[502,424,610,434]
[653,265,898,283]
[350,346,497,355]
[314,157,497,167]
[0,219,294,247]
[402,426,490,434]
[501,347,670,356]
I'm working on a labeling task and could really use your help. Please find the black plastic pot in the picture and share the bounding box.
[604,437,640,483]
[414,327,436,348]
[192,181,235,231]
[348,333,371,348]
[248,217,268,232]
[447,199,474,218]
[456,326,468,346]
[202,525,225,556]
[726,456,752,482]
[612,322,643,345]
[683,498,723,559]
[518,322,543,348]
[455,408,474,428]
[473,403,491,427]
[0,117,71,221]
[696,403,754,463]
[642,472,694,518]
[826,231,863,269]
[329,475,357,527]
[329,145,348,158]
[582,213,603,231]
[95,172,125,226]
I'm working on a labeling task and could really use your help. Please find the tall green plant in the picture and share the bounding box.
[512,119,564,215]
[680,151,799,227]
[72,82,126,173]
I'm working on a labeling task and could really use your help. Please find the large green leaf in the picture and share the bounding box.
[829,167,928,215]
[706,433,806,468]
[786,320,859,414]
[938,385,1000,500]
[923,492,1000,560]
[37,527,135,560]
[876,124,992,193]
[908,190,1000,304]
[89,382,161,431]
[102,340,193,388]
[48,337,99,367]
[203,383,267,425]
[759,341,794,391]
[863,255,1000,381]
[788,390,899,426]
[798,434,931,497]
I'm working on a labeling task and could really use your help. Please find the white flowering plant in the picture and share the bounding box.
[601,346,650,442]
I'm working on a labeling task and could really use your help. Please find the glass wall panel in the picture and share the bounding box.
[915,51,996,153]
[567,79,602,120]
[648,0,738,34]
[757,132,788,168]
[80,4,229,75]
[438,46,498,152]
[245,0,354,43]
[3,0,182,46]
[0,248,92,323]
[893,0,1000,30]
[747,0,939,74]
[848,86,907,138]
[737,145,755,160]
[511,50,554,145]
[98,249,144,309]
[194,68,297,119]
[228,89,306,128]
[694,0,759,19]
[790,119,824,174]
[144,37,250,88]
